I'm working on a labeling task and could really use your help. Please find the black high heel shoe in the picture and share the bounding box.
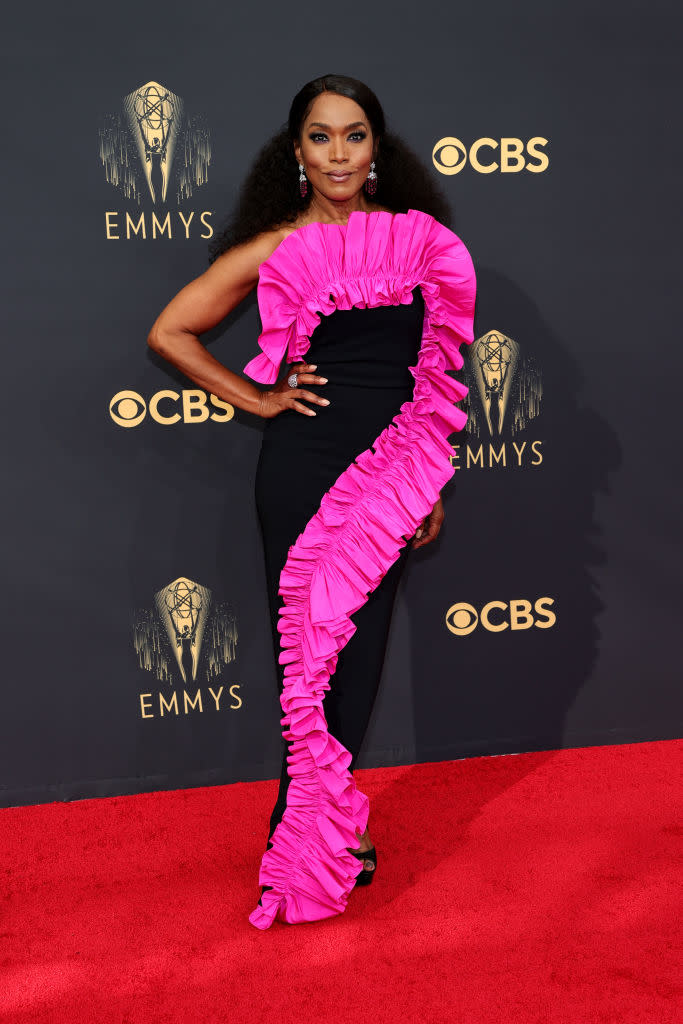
[258,883,273,907]
[348,844,377,886]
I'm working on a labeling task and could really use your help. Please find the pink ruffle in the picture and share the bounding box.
[246,210,476,929]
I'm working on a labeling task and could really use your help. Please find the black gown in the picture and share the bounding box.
[244,208,476,930]
[254,287,425,844]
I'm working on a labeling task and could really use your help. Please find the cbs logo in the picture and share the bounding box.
[109,389,234,428]
[432,137,549,175]
[445,598,556,636]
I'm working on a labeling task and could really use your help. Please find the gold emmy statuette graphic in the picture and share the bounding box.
[133,577,238,686]
[99,80,211,207]
[472,330,520,436]
[155,576,210,685]
[124,81,182,205]
[465,330,543,439]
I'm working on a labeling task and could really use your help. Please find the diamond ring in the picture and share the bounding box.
[287,372,298,389]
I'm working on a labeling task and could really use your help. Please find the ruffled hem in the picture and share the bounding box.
[247,210,476,929]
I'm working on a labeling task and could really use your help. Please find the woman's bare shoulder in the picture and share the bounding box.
[230,227,288,264]
[207,227,290,285]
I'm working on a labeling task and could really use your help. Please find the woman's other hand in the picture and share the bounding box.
[258,363,330,418]
[411,496,444,550]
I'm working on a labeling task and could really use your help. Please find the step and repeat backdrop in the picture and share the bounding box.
[3,2,680,807]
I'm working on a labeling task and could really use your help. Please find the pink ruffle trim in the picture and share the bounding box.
[246,210,476,929]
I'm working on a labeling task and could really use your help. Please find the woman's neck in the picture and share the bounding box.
[304,190,376,226]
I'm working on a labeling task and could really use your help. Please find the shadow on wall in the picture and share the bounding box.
[367,264,622,763]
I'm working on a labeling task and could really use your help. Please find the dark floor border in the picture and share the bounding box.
[1,725,680,810]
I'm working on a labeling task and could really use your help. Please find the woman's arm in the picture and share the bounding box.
[147,230,328,419]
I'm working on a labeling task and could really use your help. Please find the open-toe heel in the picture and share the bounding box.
[348,844,377,886]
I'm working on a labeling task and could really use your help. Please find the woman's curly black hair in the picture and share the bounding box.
[207,74,452,264]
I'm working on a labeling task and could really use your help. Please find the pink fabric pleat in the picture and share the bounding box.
[245,210,477,929]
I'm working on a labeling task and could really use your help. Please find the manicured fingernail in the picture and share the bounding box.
[309,364,317,370]
[321,399,330,405]
[320,377,328,383]
[309,410,316,415]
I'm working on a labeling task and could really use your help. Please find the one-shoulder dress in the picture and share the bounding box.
[243,209,476,930]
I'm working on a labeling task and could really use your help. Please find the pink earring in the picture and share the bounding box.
[364,161,377,196]
[298,163,308,197]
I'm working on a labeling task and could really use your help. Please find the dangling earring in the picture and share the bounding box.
[364,161,377,196]
[298,163,308,197]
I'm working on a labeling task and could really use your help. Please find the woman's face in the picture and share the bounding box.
[294,92,376,204]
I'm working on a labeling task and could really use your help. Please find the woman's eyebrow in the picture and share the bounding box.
[308,121,367,130]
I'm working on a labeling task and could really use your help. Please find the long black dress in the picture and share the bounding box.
[243,208,476,930]
[255,287,425,842]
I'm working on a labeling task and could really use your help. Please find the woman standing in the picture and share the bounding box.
[147,74,476,930]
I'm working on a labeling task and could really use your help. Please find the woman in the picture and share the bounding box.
[147,74,476,930]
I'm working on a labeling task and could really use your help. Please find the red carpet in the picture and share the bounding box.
[1,739,679,1023]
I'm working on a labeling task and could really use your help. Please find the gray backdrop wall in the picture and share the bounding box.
[3,1,681,808]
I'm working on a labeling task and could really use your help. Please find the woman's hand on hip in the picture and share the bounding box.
[258,363,330,418]
[412,496,444,550]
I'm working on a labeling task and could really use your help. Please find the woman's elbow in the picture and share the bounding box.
[147,314,197,356]
[147,321,169,354]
